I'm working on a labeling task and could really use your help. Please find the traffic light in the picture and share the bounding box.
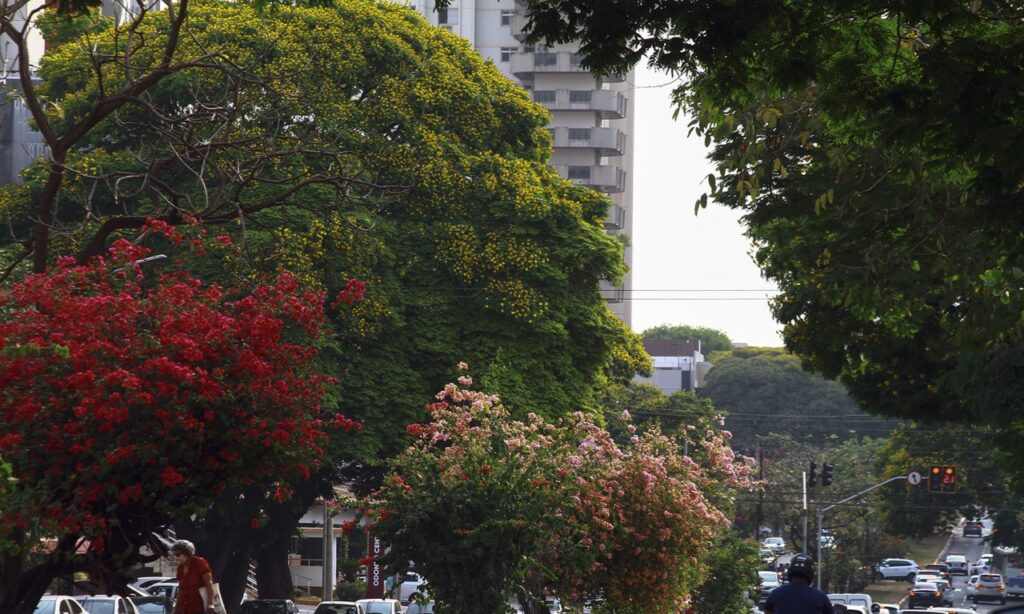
[808,462,818,490]
[928,465,943,492]
[941,465,957,492]
[821,463,834,487]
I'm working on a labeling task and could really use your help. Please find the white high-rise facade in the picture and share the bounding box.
[405,0,635,327]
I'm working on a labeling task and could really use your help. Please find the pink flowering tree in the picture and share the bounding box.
[0,228,359,614]
[370,366,751,613]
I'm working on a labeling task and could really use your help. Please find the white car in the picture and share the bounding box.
[145,580,178,604]
[945,553,969,575]
[966,575,979,600]
[76,595,141,614]
[129,577,172,592]
[875,558,918,581]
[762,537,786,554]
[397,572,426,605]
[313,602,364,614]
[970,557,992,574]
[34,596,87,614]
[355,599,401,614]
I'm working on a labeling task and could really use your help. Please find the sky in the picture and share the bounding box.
[628,65,785,347]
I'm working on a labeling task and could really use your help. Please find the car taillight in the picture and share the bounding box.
[934,592,941,597]
[999,584,1006,590]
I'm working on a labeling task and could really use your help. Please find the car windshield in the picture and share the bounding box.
[135,604,168,614]
[33,600,56,614]
[980,574,1002,582]
[79,600,116,614]
[362,605,394,614]
[759,572,777,581]
[913,582,937,590]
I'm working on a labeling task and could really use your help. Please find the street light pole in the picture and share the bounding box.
[816,475,908,588]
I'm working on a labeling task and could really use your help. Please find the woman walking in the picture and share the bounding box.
[170,540,217,614]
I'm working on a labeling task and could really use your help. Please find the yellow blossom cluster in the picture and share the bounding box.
[482,234,548,274]
[484,278,549,322]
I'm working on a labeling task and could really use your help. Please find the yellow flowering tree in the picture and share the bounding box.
[4,0,649,607]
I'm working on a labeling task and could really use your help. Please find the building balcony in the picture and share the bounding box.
[548,127,625,156]
[600,280,625,303]
[510,51,625,82]
[604,204,627,230]
[511,12,530,41]
[555,164,626,193]
[531,89,626,119]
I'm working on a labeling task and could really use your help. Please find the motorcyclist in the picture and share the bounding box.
[764,553,835,614]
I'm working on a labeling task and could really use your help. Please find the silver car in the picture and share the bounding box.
[970,572,1007,605]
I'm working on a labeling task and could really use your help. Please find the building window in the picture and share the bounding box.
[535,52,558,66]
[437,7,458,25]
[500,47,517,63]
[532,90,556,104]
[567,166,591,180]
[569,90,592,104]
[568,128,592,142]
[500,9,514,26]
[570,52,585,68]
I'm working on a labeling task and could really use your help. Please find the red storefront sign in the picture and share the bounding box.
[365,529,384,598]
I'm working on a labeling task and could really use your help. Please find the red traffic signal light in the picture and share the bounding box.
[928,465,956,493]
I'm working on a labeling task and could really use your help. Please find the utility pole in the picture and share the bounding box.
[802,471,809,554]
[322,499,336,600]
[754,443,764,539]
[816,475,909,588]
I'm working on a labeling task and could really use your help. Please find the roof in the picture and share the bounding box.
[642,338,700,357]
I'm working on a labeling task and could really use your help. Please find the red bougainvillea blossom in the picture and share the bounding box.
[0,233,359,550]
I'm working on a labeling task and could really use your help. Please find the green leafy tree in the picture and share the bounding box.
[508,0,1024,475]
[689,530,761,614]
[642,324,732,354]
[876,423,1014,539]
[15,1,649,607]
[701,349,893,450]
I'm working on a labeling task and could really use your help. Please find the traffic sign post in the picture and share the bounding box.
[816,475,908,589]
[907,471,922,486]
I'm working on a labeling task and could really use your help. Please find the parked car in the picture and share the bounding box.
[128,578,172,592]
[945,553,969,575]
[874,604,899,614]
[76,595,141,614]
[127,595,173,614]
[970,572,1008,605]
[544,597,563,613]
[312,602,363,614]
[762,537,786,554]
[393,568,421,605]
[907,581,944,608]
[964,521,984,537]
[144,581,178,604]
[405,603,434,614]
[354,600,401,614]
[34,595,87,614]
[874,558,918,581]
[236,600,301,614]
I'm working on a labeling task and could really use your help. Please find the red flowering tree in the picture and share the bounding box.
[0,234,358,614]
[370,366,751,614]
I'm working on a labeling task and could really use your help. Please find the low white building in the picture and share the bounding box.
[633,338,712,395]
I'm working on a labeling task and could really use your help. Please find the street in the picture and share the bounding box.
[901,524,1016,613]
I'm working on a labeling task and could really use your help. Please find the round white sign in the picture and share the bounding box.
[907,471,922,485]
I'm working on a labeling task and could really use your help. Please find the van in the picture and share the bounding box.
[945,553,969,575]
[828,593,873,612]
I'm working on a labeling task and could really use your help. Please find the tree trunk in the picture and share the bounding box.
[0,534,78,614]
[254,530,294,600]
[32,162,65,273]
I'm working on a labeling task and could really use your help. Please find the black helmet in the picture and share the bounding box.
[787,554,815,581]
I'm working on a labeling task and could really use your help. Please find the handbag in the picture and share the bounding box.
[200,583,228,614]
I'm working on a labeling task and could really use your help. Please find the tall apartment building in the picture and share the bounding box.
[404,0,636,327]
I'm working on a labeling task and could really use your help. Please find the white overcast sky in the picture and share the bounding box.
[629,65,784,347]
